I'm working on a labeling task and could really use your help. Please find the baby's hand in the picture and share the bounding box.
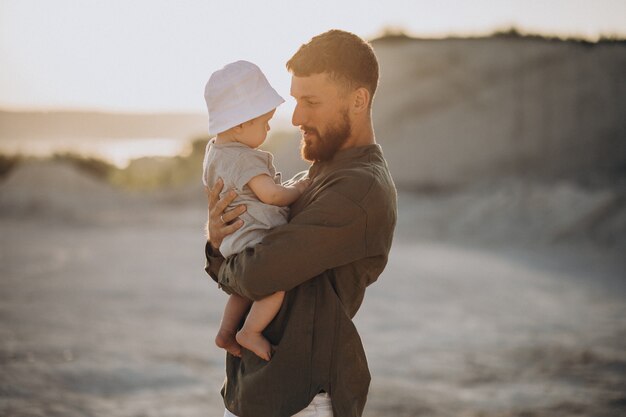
[294,178,311,194]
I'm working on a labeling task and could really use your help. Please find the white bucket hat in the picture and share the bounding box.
[204,60,285,135]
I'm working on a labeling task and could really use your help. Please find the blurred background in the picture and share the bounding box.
[1,1,625,416]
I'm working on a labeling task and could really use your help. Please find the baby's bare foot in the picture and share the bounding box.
[236,329,271,361]
[215,329,242,358]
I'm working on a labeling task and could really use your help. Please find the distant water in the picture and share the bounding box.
[0,137,190,168]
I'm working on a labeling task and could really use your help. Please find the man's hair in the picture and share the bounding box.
[286,29,379,104]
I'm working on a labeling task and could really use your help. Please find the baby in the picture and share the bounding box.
[202,61,309,361]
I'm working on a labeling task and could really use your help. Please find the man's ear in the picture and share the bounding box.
[352,87,370,114]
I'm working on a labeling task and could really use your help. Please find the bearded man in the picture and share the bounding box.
[204,29,397,417]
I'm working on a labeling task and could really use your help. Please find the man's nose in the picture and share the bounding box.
[292,103,305,127]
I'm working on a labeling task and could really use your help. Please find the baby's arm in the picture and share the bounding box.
[247,174,309,206]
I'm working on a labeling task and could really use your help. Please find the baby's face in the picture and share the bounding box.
[237,109,276,148]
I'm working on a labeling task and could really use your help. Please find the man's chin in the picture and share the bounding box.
[300,141,315,162]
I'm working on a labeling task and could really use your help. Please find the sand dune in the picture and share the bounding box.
[0,161,138,224]
[3,160,624,248]
[395,179,626,248]
[0,161,205,225]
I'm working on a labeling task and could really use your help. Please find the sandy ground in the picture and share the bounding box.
[1,202,625,417]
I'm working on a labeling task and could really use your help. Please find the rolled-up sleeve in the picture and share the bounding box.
[216,189,368,301]
[204,242,235,294]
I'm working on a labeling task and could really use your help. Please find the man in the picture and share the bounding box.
[204,29,397,417]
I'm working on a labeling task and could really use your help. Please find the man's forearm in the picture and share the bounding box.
[216,190,368,301]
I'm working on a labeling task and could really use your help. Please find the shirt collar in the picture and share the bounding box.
[330,144,381,162]
[309,144,381,176]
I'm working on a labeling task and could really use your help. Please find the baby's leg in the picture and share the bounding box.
[236,291,285,361]
[216,293,251,358]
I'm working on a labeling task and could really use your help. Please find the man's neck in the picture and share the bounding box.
[341,118,375,151]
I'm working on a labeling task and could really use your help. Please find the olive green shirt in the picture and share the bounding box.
[204,144,397,417]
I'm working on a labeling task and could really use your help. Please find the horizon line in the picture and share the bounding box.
[369,25,626,43]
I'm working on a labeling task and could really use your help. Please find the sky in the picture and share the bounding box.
[1,0,625,125]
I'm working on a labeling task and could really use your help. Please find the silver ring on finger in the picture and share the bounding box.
[220,214,226,224]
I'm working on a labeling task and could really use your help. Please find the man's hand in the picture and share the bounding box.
[293,177,311,194]
[206,178,246,251]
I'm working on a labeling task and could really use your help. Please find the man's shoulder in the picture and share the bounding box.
[327,160,395,206]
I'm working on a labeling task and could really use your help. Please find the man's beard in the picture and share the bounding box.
[300,109,351,162]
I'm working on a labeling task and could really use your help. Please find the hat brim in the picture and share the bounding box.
[208,89,285,136]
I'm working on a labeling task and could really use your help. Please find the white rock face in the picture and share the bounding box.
[371,36,626,186]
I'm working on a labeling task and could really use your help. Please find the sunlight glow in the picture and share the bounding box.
[1,0,624,114]
[0,138,188,168]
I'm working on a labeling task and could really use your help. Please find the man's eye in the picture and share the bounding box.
[307,101,319,106]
